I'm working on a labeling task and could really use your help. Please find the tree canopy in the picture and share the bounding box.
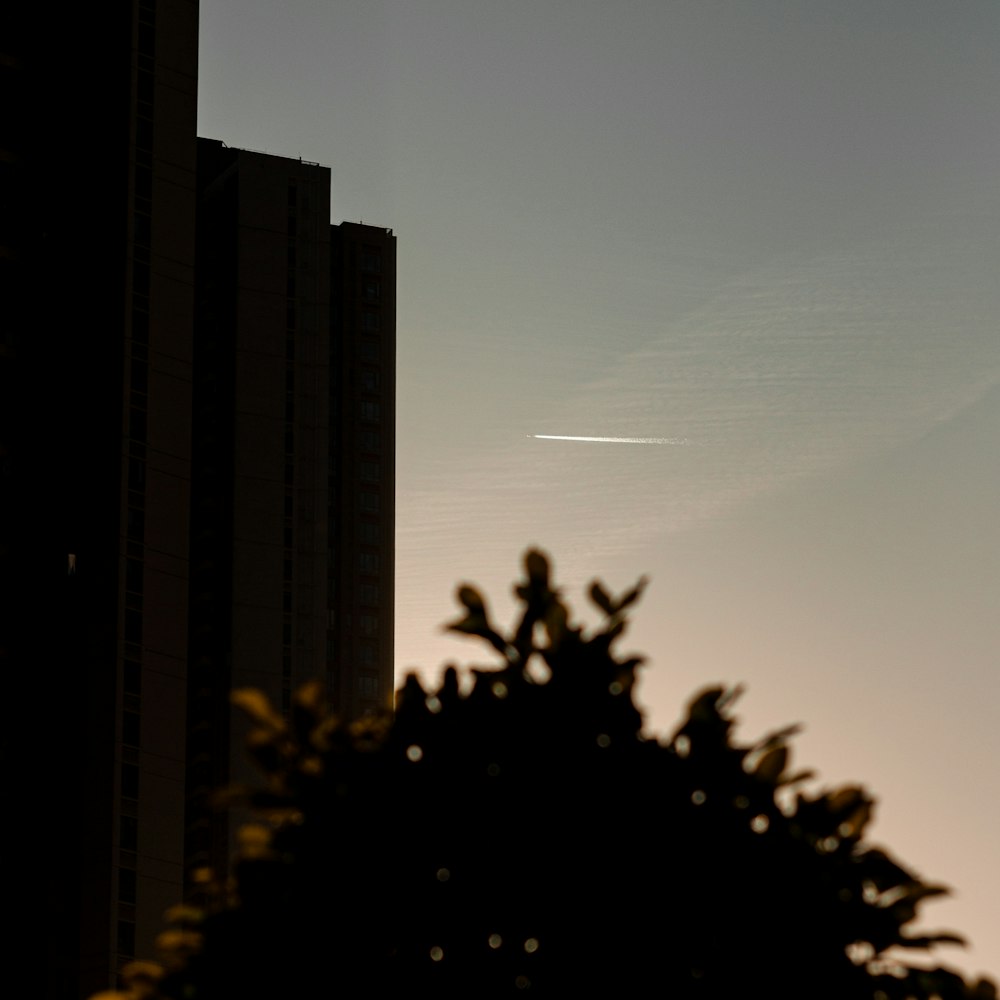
[101,550,995,1000]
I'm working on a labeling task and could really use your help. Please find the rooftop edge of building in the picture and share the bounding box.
[197,135,326,169]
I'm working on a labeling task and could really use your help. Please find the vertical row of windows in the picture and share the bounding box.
[325,240,391,707]
[118,747,140,950]
[119,4,157,960]
[282,182,298,715]
[356,245,385,704]
[136,0,157,61]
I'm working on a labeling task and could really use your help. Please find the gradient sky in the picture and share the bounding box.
[199,1,1000,977]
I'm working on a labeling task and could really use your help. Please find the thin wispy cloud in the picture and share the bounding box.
[531,434,690,445]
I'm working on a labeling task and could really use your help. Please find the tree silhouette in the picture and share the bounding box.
[103,550,995,1000]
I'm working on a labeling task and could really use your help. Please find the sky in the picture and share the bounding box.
[198,0,1000,978]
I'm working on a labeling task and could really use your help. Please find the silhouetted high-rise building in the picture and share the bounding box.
[2,2,198,996]
[187,140,395,878]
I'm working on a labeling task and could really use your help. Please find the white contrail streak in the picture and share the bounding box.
[531,434,690,445]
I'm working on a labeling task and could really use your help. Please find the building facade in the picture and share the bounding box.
[187,140,396,885]
[2,2,198,996]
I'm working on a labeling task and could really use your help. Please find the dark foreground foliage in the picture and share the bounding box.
[104,551,994,1000]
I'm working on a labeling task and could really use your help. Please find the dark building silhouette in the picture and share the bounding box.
[2,3,198,996]
[2,4,393,997]
[187,141,395,880]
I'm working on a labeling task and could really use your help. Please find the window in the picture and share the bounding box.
[129,407,147,443]
[359,492,380,514]
[132,305,149,343]
[121,762,139,800]
[360,370,379,392]
[360,614,378,635]
[128,458,146,492]
[359,340,378,361]
[125,558,143,595]
[360,430,380,453]
[360,250,381,273]
[135,116,153,152]
[123,660,141,695]
[124,609,142,645]
[358,675,379,697]
[360,401,380,422]
[360,461,380,482]
[120,815,138,852]
[118,867,137,904]
[127,507,144,542]
[136,68,154,105]
[117,920,136,956]
[135,160,153,200]
[361,310,379,332]
[359,552,379,573]
[130,358,148,395]
[360,584,378,605]
[359,522,379,544]
[363,278,380,301]
[122,710,140,748]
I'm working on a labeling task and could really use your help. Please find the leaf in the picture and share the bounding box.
[231,688,285,734]
[446,612,508,656]
[776,768,815,789]
[858,847,917,892]
[687,687,726,721]
[754,724,802,754]
[754,745,788,784]
[898,883,950,905]
[292,679,327,743]
[715,684,745,712]
[838,799,874,840]
[293,678,326,715]
[457,583,487,614]
[524,549,551,586]
[543,598,569,644]
[589,580,615,615]
[615,576,648,613]
[826,786,869,819]
[892,932,965,949]
[971,979,1000,1000]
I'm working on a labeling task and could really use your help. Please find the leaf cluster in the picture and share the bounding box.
[105,550,994,1000]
